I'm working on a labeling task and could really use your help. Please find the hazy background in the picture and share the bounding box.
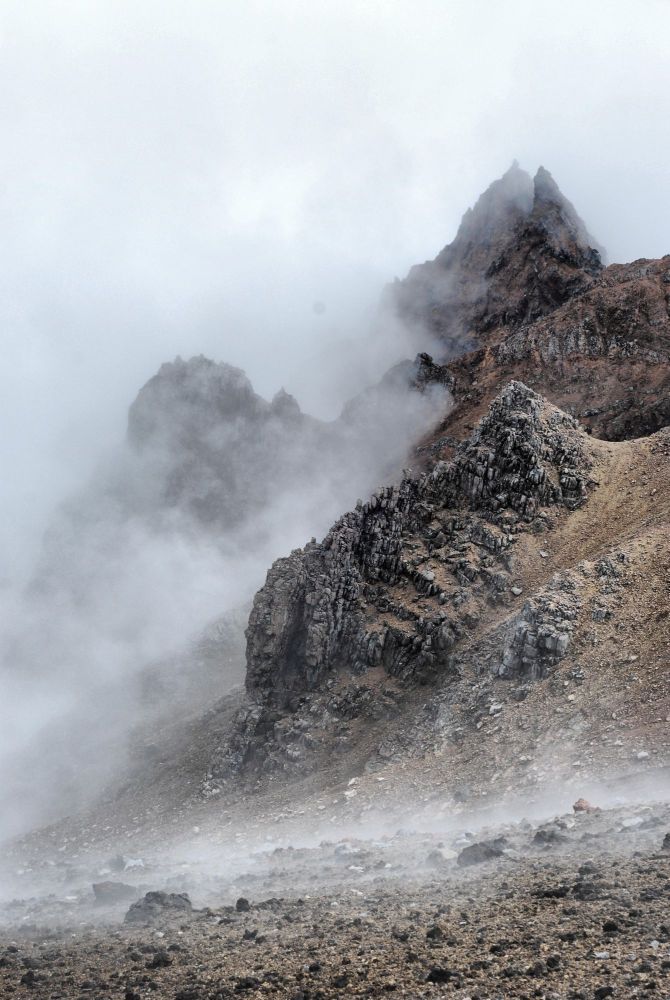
[1,0,669,579]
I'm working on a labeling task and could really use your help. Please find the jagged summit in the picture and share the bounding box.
[445,163,599,265]
[127,355,288,449]
[447,161,534,253]
[531,165,604,261]
[391,163,603,356]
[122,355,322,530]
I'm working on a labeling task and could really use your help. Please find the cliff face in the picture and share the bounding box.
[245,382,592,706]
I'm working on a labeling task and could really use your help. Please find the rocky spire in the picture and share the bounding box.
[445,161,534,257]
[531,165,605,260]
[391,163,604,358]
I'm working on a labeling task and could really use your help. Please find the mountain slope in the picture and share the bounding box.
[199,165,670,803]
[6,164,670,849]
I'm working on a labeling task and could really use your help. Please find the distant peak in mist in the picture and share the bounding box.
[391,162,604,360]
[452,162,602,259]
[453,160,534,247]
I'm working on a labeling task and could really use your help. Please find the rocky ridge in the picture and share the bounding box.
[203,164,670,792]
[246,380,592,701]
[206,382,595,782]
[7,162,670,871]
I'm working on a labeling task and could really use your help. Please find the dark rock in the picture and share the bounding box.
[457,840,505,867]
[146,949,172,969]
[426,967,459,983]
[573,881,603,901]
[235,897,251,912]
[533,884,570,899]
[533,828,569,847]
[235,977,261,991]
[124,891,192,925]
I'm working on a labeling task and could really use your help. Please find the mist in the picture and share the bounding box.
[1,1,670,840]
[2,0,670,573]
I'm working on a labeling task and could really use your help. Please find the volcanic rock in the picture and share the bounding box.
[124,891,193,925]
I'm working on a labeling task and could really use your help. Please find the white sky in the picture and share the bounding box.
[1,0,669,573]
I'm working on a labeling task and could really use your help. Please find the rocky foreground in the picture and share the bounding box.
[2,796,670,999]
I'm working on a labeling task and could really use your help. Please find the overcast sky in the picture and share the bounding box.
[1,0,669,574]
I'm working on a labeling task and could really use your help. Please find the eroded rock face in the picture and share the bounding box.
[245,382,593,707]
[499,589,581,680]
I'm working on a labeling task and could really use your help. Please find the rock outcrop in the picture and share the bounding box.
[204,380,599,784]
[245,382,593,706]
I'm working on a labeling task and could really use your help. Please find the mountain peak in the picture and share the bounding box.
[532,165,605,259]
[391,163,604,356]
[451,162,533,251]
